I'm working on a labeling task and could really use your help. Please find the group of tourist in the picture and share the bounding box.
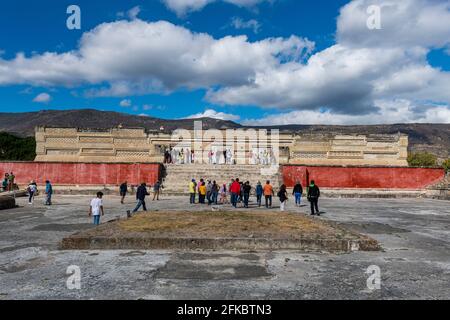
[2,172,15,192]
[118,180,163,214]
[26,180,53,205]
[187,177,322,215]
[164,147,277,165]
[2,173,53,206]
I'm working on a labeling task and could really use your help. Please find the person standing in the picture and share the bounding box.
[293,181,303,207]
[164,149,170,164]
[27,181,37,204]
[132,183,149,213]
[230,178,241,208]
[2,173,8,191]
[89,192,104,226]
[45,180,53,205]
[211,181,219,205]
[153,180,161,201]
[119,181,128,204]
[255,181,263,207]
[219,183,228,204]
[278,184,288,211]
[199,182,207,204]
[243,181,252,208]
[206,180,213,205]
[263,180,274,209]
[8,172,15,191]
[189,179,197,204]
[307,180,321,216]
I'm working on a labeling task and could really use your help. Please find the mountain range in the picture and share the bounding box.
[1,109,449,159]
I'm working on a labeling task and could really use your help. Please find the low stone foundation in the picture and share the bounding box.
[60,211,381,252]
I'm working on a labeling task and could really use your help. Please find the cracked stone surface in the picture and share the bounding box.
[0,195,449,299]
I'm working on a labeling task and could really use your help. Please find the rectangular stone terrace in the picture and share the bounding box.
[0,194,449,299]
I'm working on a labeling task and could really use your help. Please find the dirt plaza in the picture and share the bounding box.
[0,194,449,299]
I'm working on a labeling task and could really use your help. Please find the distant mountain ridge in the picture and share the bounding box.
[0,109,449,159]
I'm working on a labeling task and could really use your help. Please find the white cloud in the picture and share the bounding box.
[230,17,261,34]
[32,92,51,103]
[119,99,132,107]
[1,0,450,124]
[117,6,141,20]
[242,99,450,126]
[187,109,240,121]
[337,0,450,49]
[0,20,313,95]
[127,6,141,20]
[162,0,270,16]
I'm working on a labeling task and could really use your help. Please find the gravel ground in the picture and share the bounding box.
[0,194,449,300]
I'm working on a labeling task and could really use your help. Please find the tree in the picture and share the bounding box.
[442,159,450,173]
[407,152,437,167]
[0,132,36,161]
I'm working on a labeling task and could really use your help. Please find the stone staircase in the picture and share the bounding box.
[161,164,282,195]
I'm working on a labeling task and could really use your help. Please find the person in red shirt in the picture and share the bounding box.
[230,178,241,208]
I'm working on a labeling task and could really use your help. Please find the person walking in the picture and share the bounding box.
[278,184,288,211]
[189,179,197,204]
[230,178,241,208]
[132,183,149,213]
[243,181,252,208]
[263,180,274,208]
[153,180,161,201]
[119,181,128,204]
[293,181,303,207]
[44,180,53,205]
[307,180,321,216]
[199,182,207,204]
[89,192,104,226]
[255,181,263,207]
[27,180,37,204]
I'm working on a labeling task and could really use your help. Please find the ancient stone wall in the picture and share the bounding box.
[34,126,408,166]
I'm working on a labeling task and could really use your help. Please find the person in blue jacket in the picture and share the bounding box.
[255,181,263,207]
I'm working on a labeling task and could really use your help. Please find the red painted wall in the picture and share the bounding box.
[0,162,161,186]
[282,166,445,189]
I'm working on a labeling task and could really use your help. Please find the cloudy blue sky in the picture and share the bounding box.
[0,0,449,125]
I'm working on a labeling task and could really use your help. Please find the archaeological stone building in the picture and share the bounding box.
[34,126,409,167]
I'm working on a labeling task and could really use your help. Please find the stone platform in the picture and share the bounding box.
[60,211,380,252]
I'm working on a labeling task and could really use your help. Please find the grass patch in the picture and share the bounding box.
[116,211,353,240]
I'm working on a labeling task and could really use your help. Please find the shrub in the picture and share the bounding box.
[0,132,36,161]
[407,152,438,167]
[442,159,450,173]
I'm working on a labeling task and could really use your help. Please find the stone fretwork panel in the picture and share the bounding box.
[34,126,409,166]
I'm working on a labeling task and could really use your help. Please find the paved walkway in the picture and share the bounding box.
[0,195,449,299]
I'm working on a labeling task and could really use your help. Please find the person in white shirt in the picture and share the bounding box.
[27,181,37,204]
[89,192,104,226]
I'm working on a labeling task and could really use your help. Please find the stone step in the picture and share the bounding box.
[161,164,282,194]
